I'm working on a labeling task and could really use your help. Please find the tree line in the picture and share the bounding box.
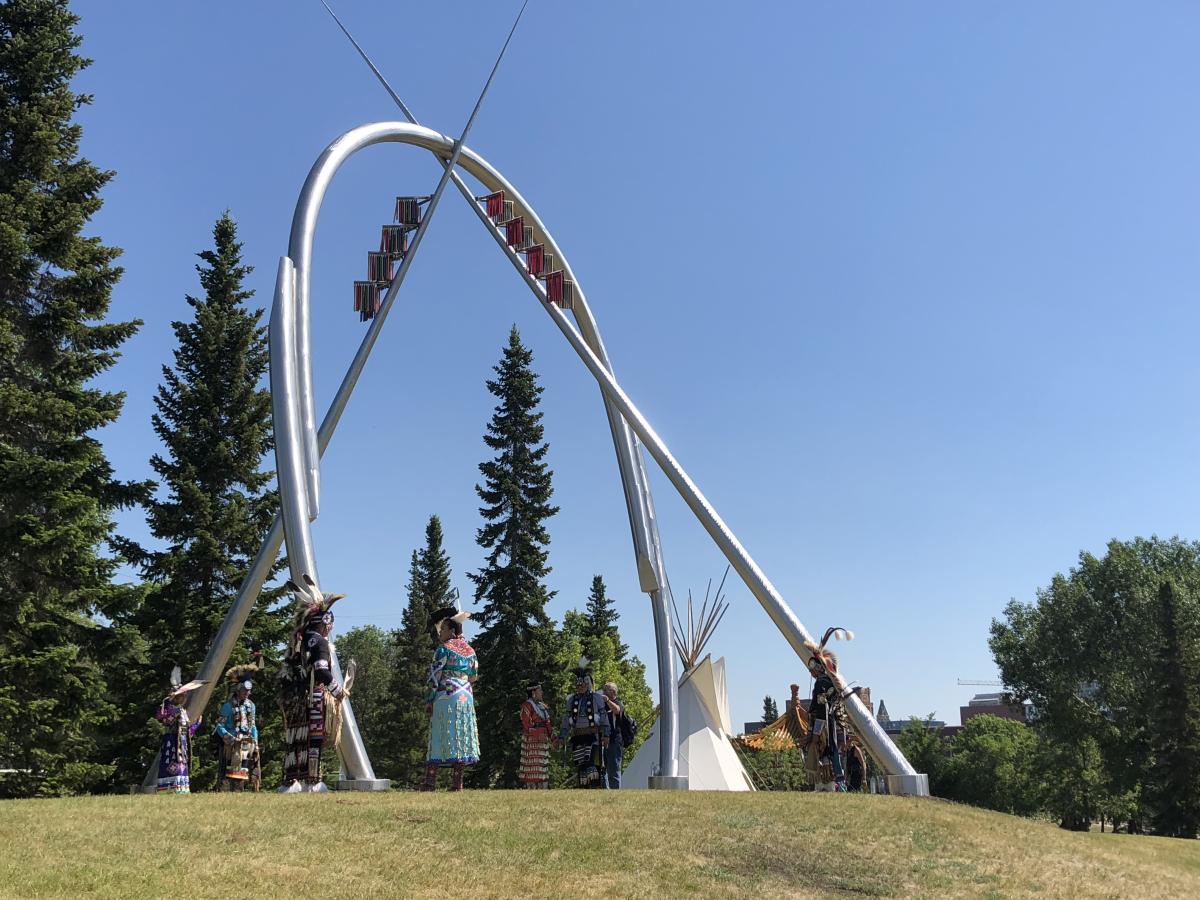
[892,536,1200,839]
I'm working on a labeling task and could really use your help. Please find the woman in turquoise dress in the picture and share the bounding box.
[421,606,479,791]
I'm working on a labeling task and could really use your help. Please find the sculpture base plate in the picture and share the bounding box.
[886,773,929,797]
[648,775,689,790]
[335,778,391,791]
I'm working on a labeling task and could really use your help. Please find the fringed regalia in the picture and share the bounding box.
[560,689,609,788]
[803,626,855,791]
[425,638,480,767]
[217,696,259,790]
[155,700,201,794]
[281,624,345,786]
[278,577,347,791]
[519,696,553,788]
[217,660,261,791]
[279,655,311,786]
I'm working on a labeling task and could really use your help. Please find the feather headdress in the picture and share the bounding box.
[224,660,261,688]
[804,626,855,676]
[287,574,346,656]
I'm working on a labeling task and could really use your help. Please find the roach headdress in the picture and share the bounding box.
[804,626,855,675]
[288,574,346,656]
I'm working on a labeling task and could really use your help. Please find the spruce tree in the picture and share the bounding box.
[0,0,144,797]
[107,212,287,789]
[470,326,560,787]
[584,574,627,661]
[762,695,779,725]
[384,516,456,786]
[1147,579,1200,838]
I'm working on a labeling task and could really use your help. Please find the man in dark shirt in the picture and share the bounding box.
[601,682,625,789]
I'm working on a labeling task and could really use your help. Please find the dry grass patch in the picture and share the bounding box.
[1,791,1197,898]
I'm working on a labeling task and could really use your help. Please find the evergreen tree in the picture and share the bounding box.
[417,514,454,611]
[0,0,144,797]
[762,695,779,725]
[107,212,286,789]
[583,574,627,661]
[384,516,456,786]
[1147,579,1200,838]
[470,326,560,787]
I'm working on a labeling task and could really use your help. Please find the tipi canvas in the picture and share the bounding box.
[624,654,755,791]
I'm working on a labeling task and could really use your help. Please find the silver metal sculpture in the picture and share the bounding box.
[157,9,928,796]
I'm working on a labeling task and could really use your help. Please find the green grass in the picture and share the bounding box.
[2,791,1198,898]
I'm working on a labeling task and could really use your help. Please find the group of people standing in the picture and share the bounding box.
[153,582,634,795]
[153,576,347,795]
[518,660,633,790]
[153,661,263,794]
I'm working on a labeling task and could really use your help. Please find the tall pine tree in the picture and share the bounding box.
[0,0,144,797]
[583,574,627,661]
[384,516,456,786]
[1147,579,1200,838]
[108,212,287,789]
[470,326,560,787]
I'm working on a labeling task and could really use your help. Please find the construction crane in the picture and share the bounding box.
[957,679,1002,686]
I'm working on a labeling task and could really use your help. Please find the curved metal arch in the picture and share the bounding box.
[273,122,681,784]
[268,121,921,792]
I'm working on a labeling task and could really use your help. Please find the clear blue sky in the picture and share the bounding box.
[75,1,1200,733]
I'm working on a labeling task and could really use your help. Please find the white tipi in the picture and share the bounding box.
[624,571,755,791]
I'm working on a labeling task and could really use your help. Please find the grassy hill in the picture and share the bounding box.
[3,791,1198,898]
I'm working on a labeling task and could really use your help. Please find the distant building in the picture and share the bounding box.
[743,722,764,736]
[959,692,1027,726]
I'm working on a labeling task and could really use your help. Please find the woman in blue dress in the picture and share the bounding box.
[421,607,479,791]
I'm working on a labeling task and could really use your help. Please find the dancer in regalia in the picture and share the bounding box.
[155,667,205,794]
[216,661,260,791]
[421,606,479,792]
[803,627,854,792]
[519,680,554,789]
[559,658,610,788]
[278,576,353,793]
